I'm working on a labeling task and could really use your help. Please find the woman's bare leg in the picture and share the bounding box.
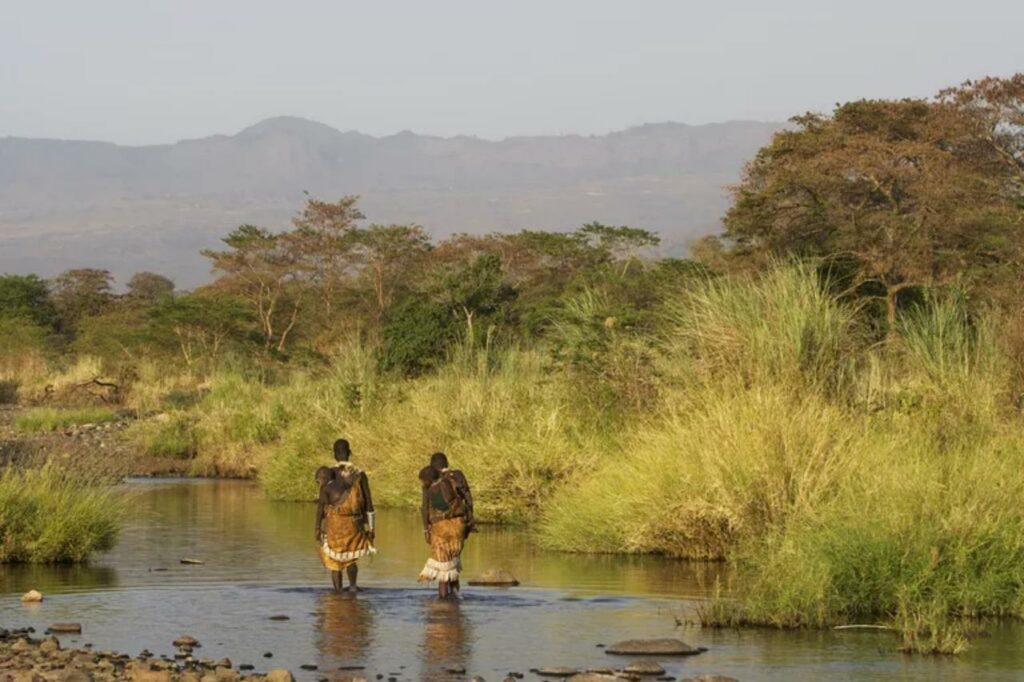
[331,570,343,592]
[346,563,359,591]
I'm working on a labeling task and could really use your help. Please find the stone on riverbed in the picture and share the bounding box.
[50,623,83,634]
[623,660,665,676]
[605,639,706,656]
[681,676,738,682]
[535,667,580,677]
[180,558,205,565]
[467,568,520,587]
[174,635,201,648]
[266,670,295,682]
[20,590,44,603]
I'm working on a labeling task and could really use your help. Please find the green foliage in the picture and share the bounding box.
[130,412,196,458]
[379,297,456,375]
[0,274,57,328]
[0,465,123,562]
[14,407,119,433]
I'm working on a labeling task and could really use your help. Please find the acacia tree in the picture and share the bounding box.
[202,225,307,351]
[348,224,432,318]
[147,294,249,369]
[290,195,364,318]
[723,87,1023,331]
[50,268,115,331]
[577,222,661,276]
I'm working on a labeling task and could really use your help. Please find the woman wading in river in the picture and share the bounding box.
[314,439,376,592]
[418,452,475,598]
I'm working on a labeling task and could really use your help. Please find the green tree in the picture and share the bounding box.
[723,93,1022,330]
[126,272,175,305]
[0,274,57,328]
[203,225,307,351]
[348,224,432,318]
[50,268,115,331]
[379,297,455,376]
[146,294,251,369]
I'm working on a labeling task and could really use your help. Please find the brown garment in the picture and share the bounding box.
[418,516,466,583]
[318,473,375,571]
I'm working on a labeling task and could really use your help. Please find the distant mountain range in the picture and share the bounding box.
[0,116,781,287]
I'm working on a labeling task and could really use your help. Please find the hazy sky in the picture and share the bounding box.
[2,1,1022,145]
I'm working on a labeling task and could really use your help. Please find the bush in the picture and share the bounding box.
[0,465,123,562]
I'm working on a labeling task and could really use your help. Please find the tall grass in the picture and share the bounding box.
[261,346,602,522]
[542,265,1024,653]
[0,465,123,562]
[14,406,119,433]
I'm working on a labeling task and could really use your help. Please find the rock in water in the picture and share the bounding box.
[682,676,738,682]
[180,558,205,565]
[605,639,706,656]
[266,670,295,682]
[567,675,620,682]
[535,668,580,677]
[21,590,44,603]
[50,623,83,633]
[467,568,520,586]
[173,635,201,648]
[623,660,665,676]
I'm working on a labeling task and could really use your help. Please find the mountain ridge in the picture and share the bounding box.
[0,117,782,287]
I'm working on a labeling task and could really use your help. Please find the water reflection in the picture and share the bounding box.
[420,599,470,680]
[315,592,374,666]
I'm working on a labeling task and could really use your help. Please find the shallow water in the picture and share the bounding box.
[2,479,1024,680]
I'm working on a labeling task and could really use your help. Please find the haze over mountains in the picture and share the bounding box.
[0,116,780,287]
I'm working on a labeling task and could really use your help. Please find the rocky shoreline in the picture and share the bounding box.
[0,628,294,682]
[0,406,190,478]
[1,628,737,682]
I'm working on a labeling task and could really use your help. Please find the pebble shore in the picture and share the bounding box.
[0,628,294,682]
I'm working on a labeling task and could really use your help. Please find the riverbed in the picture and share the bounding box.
[3,479,1023,681]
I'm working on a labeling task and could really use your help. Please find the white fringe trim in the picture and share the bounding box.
[418,557,462,583]
[321,541,376,563]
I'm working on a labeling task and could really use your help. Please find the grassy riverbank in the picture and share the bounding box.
[5,265,1024,651]
[0,465,123,562]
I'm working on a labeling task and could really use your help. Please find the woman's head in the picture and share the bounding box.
[315,466,334,485]
[333,438,351,462]
[430,452,449,471]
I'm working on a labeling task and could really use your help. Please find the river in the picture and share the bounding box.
[2,479,1023,681]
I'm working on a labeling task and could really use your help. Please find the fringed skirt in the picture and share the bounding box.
[319,506,376,571]
[418,517,466,583]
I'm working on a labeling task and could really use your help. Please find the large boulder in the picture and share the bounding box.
[605,638,706,656]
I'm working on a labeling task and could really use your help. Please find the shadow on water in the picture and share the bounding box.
[3,479,1024,681]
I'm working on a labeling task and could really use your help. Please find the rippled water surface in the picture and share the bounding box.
[3,479,1024,681]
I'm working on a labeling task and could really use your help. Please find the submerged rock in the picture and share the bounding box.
[623,660,665,676]
[50,623,83,634]
[605,639,706,656]
[536,667,580,677]
[467,569,520,587]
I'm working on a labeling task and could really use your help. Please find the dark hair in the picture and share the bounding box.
[419,465,440,485]
[333,438,351,462]
[315,466,333,481]
[429,452,449,470]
